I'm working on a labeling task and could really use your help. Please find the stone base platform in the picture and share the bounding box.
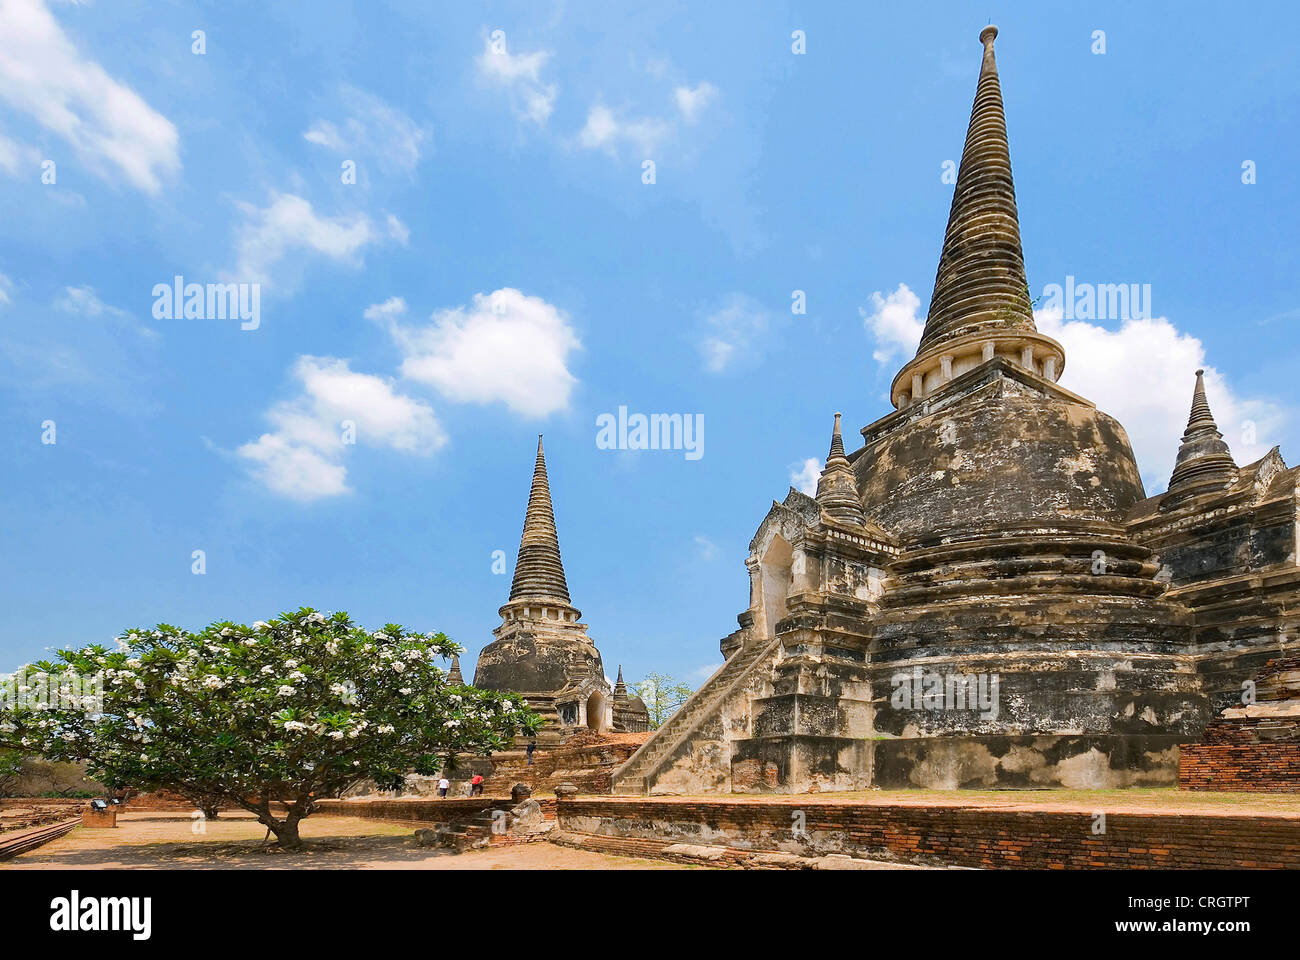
[553,793,1300,869]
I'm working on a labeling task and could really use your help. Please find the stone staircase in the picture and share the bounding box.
[611,635,779,794]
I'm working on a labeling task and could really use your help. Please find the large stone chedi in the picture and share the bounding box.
[475,438,648,741]
[612,25,1300,794]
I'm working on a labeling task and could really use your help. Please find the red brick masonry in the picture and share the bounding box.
[556,797,1300,869]
[1180,719,1300,792]
[1180,656,1300,793]
[315,796,558,822]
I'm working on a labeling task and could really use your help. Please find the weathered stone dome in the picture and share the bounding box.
[854,369,1146,546]
[474,628,605,695]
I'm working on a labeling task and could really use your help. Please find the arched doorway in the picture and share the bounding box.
[585,690,608,733]
[760,535,794,637]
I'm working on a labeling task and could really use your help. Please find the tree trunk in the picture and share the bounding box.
[201,804,220,821]
[263,815,302,850]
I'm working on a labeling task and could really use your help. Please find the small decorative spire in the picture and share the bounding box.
[448,655,464,684]
[827,412,846,461]
[1186,369,1215,431]
[613,665,628,701]
[815,412,867,526]
[1166,369,1238,503]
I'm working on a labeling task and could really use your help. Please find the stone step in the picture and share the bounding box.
[612,638,779,790]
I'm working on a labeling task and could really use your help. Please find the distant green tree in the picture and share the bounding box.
[0,748,24,795]
[632,673,694,729]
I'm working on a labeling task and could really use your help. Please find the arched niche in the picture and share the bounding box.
[759,535,794,637]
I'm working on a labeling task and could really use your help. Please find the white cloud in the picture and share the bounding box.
[363,296,408,324]
[861,283,924,365]
[0,279,160,411]
[55,284,115,318]
[475,33,556,125]
[688,662,724,684]
[238,435,348,501]
[577,103,671,156]
[699,293,773,373]
[0,0,179,193]
[384,213,410,246]
[693,535,718,561]
[238,355,446,501]
[382,288,579,418]
[791,457,820,496]
[55,284,157,339]
[0,127,38,176]
[303,86,428,173]
[674,82,718,123]
[1037,308,1285,492]
[231,192,406,287]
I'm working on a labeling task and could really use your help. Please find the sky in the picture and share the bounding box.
[1,0,1297,691]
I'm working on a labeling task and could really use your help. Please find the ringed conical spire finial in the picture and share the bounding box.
[1166,369,1238,503]
[508,435,572,603]
[888,26,1064,410]
[1185,369,1216,430]
[448,654,464,684]
[827,412,847,461]
[815,412,867,526]
[920,23,1032,352]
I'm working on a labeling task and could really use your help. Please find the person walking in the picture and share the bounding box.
[470,774,484,796]
[438,776,450,798]
[526,739,537,766]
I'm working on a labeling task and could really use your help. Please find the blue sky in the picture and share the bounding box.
[1,0,1297,689]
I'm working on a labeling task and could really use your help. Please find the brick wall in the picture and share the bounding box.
[557,798,1300,869]
[1179,655,1300,793]
[315,796,558,823]
[1180,719,1300,792]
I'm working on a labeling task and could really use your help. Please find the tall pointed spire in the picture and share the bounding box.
[508,435,572,603]
[888,26,1063,410]
[1166,369,1238,502]
[815,413,867,526]
[613,665,628,702]
[447,655,464,684]
[920,24,1033,352]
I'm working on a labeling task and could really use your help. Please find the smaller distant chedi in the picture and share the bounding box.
[473,437,649,742]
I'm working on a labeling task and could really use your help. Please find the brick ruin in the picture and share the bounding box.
[610,25,1299,796]
[1180,657,1300,792]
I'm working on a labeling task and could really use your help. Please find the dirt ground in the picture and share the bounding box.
[0,813,688,870]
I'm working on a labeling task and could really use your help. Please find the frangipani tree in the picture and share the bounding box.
[0,608,539,848]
